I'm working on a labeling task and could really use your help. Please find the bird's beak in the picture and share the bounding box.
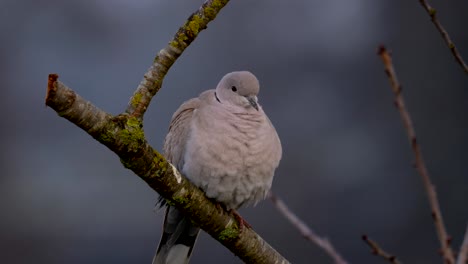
[246,96,259,111]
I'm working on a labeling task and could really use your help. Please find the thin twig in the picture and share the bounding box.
[268,192,348,264]
[362,235,401,264]
[456,224,468,264]
[378,45,455,263]
[417,0,468,74]
[125,0,230,119]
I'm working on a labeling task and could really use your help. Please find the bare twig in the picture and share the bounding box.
[362,235,401,264]
[417,0,468,74]
[268,192,348,264]
[456,224,468,264]
[125,0,231,119]
[378,45,455,263]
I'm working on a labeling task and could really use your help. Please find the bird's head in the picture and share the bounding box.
[215,71,260,111]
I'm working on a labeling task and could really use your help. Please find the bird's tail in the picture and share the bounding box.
[153,206,200,264]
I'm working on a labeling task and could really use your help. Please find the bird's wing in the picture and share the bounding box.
[163,97,201,171]
[154,95,203,264]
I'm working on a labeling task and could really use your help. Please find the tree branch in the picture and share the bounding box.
[268,192,348,264]
[125,0,231,119]
[362,235,401,264]
[417,0,468,74]
[456,224,468,264]
[378,45,455,263]
[46,75,289,264]
[45,0,291,262]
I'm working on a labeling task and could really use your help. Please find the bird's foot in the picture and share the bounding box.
[211,200,251,231]
[213,201,225,212]
[229,209,252,230]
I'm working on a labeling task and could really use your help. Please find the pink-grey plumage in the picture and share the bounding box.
[153,71,282,264]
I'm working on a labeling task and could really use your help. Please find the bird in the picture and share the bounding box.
[153,71,282,264]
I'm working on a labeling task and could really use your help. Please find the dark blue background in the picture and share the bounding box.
[1,0,467,263]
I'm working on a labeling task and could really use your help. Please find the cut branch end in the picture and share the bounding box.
[46,73,59,106]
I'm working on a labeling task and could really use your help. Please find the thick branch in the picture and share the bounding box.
[456,224,468,264]
[45,76,290,264]
[417,0,468,74]
[362,235,401,264]
[125,0,230,118]
[268,193,348,264]
[378,45,455,263]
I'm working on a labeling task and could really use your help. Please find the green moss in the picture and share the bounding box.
[126,117,142,130]
[98,130,114,144]
[218,227,239,241]
[204,7,216,19]
[165,199,175,207]
[173,195,190,207]
[169,32,188,50]
[117,117,145,152]
[151,150,168,177]
[131,93,142,108]
[169,0,228,48]
[169,40,179,48]
[187,14,203,35]
[210,0,225,9]
[178,33,189,42]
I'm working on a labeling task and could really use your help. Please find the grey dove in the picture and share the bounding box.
[153,71,282,264]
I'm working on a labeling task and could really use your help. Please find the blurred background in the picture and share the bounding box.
[1,0,467,263]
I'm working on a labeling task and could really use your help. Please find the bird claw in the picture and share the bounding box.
[213,201,252,231]
[229,209,252,230]
[214,202,224,212]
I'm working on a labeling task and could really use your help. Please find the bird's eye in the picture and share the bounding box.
[231,86,237,92]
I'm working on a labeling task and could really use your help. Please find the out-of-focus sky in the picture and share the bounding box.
[1,0,467,263]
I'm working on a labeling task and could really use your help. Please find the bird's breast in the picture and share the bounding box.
[182,107,280,209]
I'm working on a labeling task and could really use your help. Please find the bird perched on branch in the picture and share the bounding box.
[153,71,282,264]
